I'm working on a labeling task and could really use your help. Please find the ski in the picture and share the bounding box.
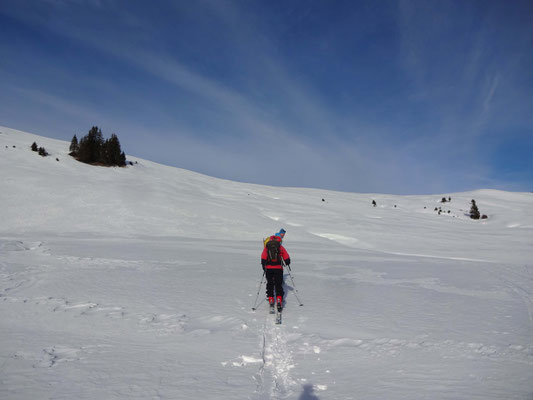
[275,304,282,324]
[269,304,275,314]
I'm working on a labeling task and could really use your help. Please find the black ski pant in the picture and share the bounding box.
[265,268,284,300]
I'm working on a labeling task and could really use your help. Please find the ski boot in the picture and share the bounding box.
[268,297,275,314]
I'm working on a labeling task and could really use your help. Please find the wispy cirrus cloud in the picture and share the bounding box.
[1,0,531,193]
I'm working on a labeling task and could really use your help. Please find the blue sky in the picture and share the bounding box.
[1,0,532,194]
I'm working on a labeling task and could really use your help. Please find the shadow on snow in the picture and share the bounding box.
[298,384,321,400]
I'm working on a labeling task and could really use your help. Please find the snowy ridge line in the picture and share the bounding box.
[54,253,207,269]
[371,249,495,263]
[488,264,533,322]
[0,239,43,252]
[294,270,512,300]
[0,294,127,320]
[14,345,86,368]
[2,289,240,337]
[307,335,533,364]
[315,238,499,263]
[0,268,39,298]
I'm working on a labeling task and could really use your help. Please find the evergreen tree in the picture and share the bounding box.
[31,142,38,152]
[102,134,124,166]
[69,135,79,155]
[470,199,480,220]
[77,136,89,162]
[78,126,104,164]
[73,126,127,167]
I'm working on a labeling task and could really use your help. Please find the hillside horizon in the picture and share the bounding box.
[4,125,530,198]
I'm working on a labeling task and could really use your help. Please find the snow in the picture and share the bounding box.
[1,125,532,399]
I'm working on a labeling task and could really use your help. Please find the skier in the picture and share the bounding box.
[262,231,290,311]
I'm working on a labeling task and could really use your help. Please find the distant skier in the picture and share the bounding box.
[263,228,286,247]
[262,229,290,310]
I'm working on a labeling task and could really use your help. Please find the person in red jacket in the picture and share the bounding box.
[261,235,291,309]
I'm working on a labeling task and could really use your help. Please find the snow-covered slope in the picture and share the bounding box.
[1,126,532,399]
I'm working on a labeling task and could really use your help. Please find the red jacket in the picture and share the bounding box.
[261,242,290,270]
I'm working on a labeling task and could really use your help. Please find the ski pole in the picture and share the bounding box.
[283,260,303,306]
[251,271,265,311]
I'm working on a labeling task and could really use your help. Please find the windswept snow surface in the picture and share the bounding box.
[1,126,532,399]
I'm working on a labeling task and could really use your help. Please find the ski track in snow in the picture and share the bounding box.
[253,316,297,400]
